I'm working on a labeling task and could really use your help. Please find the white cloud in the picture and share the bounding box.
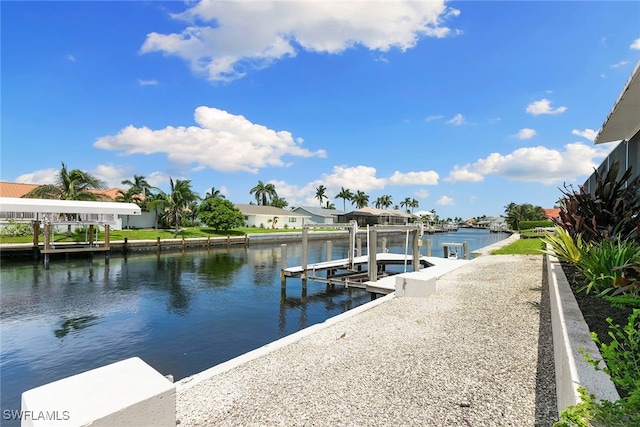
[140,0,459,82]
[571,128,597,142]
[436,196,454,206]
[425,114,443,122]
[92,163,133,188]
[632,38,640,50]
[611,61,630,68]
[514,128,536,140]
[414,189,430,198]
[525,98,567,116]
[446,113,467,126]
[138,79,159,86]
[387,170,439,185]
[94,106,326,173]
[444,165,484,183]
[470,142,614,184]
[321,165,386,192]
[446,141,617,184]
[66,54,76,62]
[15,169,58,185]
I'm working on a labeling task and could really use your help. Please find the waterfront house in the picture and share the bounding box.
[235,204,310,229]
[291,206,344,225]
[0,181,147,230]
[337,207,412,227]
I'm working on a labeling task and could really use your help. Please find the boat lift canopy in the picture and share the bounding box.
[0,197,141,218]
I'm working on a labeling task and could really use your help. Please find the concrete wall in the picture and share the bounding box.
[546,253,620,412]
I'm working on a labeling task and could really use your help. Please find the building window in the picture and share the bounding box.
[289,217,296,223]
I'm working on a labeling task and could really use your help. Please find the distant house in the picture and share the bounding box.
[291,206,344,225]
[543,208,560,221]
[337,207,412,227]
[234,204,310,229]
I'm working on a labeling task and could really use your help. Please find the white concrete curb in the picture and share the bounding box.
[546,253,620,412]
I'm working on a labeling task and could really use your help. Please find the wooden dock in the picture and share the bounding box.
[282,253,470,295]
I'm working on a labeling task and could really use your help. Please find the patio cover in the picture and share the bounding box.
[0,197,141,216]
[595,61,640,144]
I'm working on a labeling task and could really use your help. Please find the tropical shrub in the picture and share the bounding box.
[612,258,640,296]
[556,310,640,426]
[542,226,584,264]
[575,238,640,295]
[0,219,33,237]
[555,161,640,244]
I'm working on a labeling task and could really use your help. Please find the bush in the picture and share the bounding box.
[0,220,33,237]
[575,238,640,295]
[520,220,554,230]
[542,226,584,264]
[555,161,640,244]
[556,309,640,426]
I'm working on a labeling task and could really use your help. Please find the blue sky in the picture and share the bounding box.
[2,1,639,220]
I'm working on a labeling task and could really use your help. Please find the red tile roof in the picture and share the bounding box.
[543,208,561,220]
[0,181,122,201]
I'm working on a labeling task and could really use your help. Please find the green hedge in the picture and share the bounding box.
[519,220,554,230]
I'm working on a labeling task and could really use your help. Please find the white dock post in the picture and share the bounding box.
[463,241,469,259]
[326,240,332,262]
[368,228,378,282]
[412,230,420,271]
[301,227,308,280]
[356,238,362,261]
[425,239,432,256]
[280,244,287,286]
[381,237,387,253]
[348,221,356,269]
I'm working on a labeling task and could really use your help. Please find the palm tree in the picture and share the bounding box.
[315,185,328,207]
[146,192,167,229]
[164,178,199,236]
[24,162,108,235]
[335,187,353,212]
[409,198,419,214]
[377,194,393,209]
[267,216,279,229]
[250,180,277,206]
[115,189,142,229]
[121,175,155,198]
[352,191,369,209]
[271,195,288,209]
[400,197,412,213]
[325,201,335,210]
[24,162,107,201]
[205,187,225,200]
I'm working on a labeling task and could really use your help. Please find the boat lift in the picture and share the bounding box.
[281,222,426,291]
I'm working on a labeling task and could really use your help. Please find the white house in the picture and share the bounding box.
[291,206,344,225]
[235,204,310,229]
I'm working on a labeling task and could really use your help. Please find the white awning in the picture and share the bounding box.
[0,197,141,216]
[594,61,640,144]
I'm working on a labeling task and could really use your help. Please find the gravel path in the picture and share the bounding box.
[176,254,557,426]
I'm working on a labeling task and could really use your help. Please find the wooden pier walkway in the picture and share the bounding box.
[282,253,469,295]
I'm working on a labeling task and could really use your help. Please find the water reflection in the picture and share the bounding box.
[54,315,99,339]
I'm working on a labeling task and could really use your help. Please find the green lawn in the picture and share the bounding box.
[0,226,303,244]
[492,237,545,255]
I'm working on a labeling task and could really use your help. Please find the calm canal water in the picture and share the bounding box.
[0,228,508,421]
